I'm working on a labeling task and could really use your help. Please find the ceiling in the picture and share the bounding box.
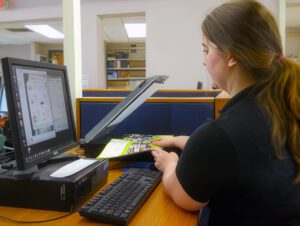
[0,3,299,45]
[101,14,145,43]
[0,15,145,45]
[0,20,63,45]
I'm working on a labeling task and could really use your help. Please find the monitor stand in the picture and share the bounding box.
[12,164,38,179]
[0,160,38,179]
[1,144,80,180]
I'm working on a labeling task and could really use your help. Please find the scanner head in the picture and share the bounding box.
[80,75,169,157]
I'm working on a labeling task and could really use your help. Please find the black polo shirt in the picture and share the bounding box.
[176,86,300,225]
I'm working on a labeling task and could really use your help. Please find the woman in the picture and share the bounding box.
[151,0,300,225]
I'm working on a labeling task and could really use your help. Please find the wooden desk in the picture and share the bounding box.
[0,169,198,226]
[0,117,8,127]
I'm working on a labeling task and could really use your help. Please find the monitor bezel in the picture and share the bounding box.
[1,57,77,170]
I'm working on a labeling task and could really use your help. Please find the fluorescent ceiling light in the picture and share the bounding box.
[124,23,146,38]
[25,24,64,39]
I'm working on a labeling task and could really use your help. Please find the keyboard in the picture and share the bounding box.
[79,168,162,225]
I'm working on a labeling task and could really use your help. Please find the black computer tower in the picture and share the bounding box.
[0,159,108,211]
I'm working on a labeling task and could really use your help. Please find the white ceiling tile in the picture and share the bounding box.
[102,17,128,42]
[0,6,297,45]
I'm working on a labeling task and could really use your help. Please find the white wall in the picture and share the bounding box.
[286,5,300,58]
[34,43,63,57]
[0,0,281,89]
[0,0,62,22]
[286,35,300,57]
[145,0,218,89]
[0,44,31,60]
[81,0,281,89]
[81,0,223,89]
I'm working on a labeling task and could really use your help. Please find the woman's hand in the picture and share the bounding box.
[151,136,175,148]
[152,136,190,150]
[151,148,204,211]
[151,148,179,173]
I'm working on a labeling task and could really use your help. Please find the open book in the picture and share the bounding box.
[96,134,172,161]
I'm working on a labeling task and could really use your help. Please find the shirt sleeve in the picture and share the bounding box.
[176,121,239,203]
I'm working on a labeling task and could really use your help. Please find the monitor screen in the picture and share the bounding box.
[1,57,77,170]
[0,85,8,114]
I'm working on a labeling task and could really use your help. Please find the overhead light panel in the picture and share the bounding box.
[124,23,146,38]
[25,24,64,39]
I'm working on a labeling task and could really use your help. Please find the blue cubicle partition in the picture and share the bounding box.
[83,90,131,97]
[77,98,215,139]
[82,89,221,98]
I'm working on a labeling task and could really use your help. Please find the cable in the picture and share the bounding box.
[0,211,76,224]
[0,158,14,163]
[0,151,15,164]
[0,151,14,156]
[2,146,14,151]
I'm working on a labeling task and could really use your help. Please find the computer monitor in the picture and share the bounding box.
[80,75,168,157]
[1,57,77,170]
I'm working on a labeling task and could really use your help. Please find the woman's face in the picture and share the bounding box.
[202,36,229,89]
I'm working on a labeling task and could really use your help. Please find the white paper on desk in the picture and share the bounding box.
[97,139,132,159]
[50,159,98,178]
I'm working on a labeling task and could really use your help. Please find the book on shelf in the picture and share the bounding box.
[129,60,145,68]
[119,71,129,78]
[107,51,115,60]
[107,71,130,79]
[129,70,146,77]
[107,61,132,69]
[107,61,114,68]
[113,60,128,68]
[107,80,129,88]
[115,60,121,68]
[107,70,117,79]
[96,134,173,161]
[115,51,129,59]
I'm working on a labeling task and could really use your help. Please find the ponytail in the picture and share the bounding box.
[256,58,300,183]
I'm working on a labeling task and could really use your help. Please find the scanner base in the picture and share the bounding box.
[81,143,106,158]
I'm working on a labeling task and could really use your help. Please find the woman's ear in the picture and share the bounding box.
[227,55,237,67]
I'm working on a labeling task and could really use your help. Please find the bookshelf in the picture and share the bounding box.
[106,43,146,89]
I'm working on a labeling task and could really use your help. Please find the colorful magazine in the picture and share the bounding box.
[96,134,172,160]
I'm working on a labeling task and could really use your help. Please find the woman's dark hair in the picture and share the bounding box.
[202,0,300,182]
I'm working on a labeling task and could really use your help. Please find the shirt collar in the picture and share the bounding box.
[220,85,255,114]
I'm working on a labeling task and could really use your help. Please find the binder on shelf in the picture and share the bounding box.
[119,71,129,78]
[107,61,114,68]
[115,51,128,59]
[129,70,146,77]
[107,70,117,79]
[129,61,145,68]
[115,60,121,68]
[107,51,115,60]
